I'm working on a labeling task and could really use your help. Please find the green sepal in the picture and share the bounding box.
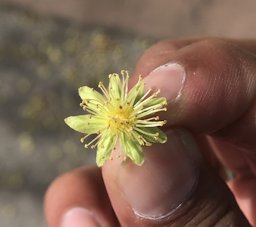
[78,86,105,102]
[120,133,144,166]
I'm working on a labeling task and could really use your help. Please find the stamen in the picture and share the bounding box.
[136,107,167,118]
[98,81,110,100]
[91,140,100,149]
[134,89,152,108]
[139,135,152,146]
[84,99,108,113]
[80,134,91,143]
[83,106,97,115]
[133,129,152,146]
[135,116,160,124]
[135,103,165,114]
[135,127,159,137]
[130,130,145,145]
[84,134,101,148]
[134,90,160,110]
[136,120,166,127]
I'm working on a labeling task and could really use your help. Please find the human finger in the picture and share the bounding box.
[44,166,119,227]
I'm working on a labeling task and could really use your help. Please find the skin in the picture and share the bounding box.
[44,38,256,226]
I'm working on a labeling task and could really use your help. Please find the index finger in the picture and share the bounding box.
[134,38,256,147]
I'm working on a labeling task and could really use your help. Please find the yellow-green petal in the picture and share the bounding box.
[120,133,144,166]
[79,86,105,102]
[64,115,106,134]
[127,79,144,105]
[96,132,117,167]
[108,73,121,100]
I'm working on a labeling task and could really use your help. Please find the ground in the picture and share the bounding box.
[0,6,150,226]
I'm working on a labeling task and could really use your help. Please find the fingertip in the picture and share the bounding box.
[138,38,256,136]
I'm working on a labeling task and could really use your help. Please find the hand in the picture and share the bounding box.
[44,38,256,226]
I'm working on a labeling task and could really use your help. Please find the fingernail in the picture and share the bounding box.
[144,63,186,101]
[61,207,101,227]
[118,129,200,219]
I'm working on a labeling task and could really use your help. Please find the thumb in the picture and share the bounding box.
[102,129,249,226]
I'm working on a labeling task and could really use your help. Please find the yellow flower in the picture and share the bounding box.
[64,70,167,167]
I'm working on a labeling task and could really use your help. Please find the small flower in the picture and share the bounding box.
[64,70,167,167]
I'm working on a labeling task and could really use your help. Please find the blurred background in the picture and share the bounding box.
[0,0,255,226]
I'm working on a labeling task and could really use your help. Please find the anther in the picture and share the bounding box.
[80,134,90,143]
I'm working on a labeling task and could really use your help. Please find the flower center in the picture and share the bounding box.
[107,103,134,134]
